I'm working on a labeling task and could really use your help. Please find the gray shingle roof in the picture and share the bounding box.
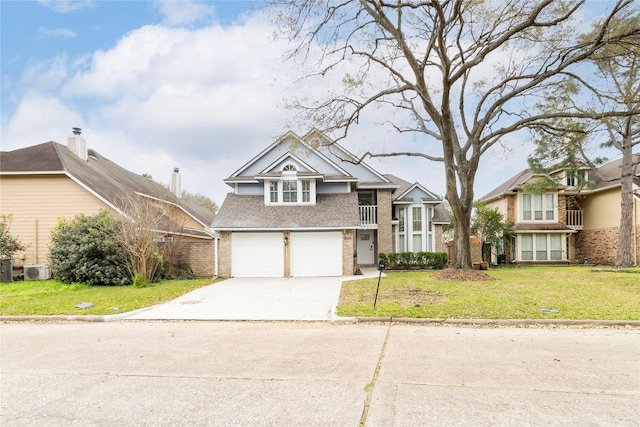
[384,174,413,200]
[480,154,640,201]
[514,223,574,232]
[590,154,640,191]
[479,169,535,201]
[212,192,360,229]
[1,142,215,235]
[432,204,450,224]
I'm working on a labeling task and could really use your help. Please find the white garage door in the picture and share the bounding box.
[232,232,284,277]
[290,231,343,277]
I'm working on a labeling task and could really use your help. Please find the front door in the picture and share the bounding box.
[356,231,375,265]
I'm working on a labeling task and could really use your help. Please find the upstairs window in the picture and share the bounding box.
[269,181,278,203]
[265,179,314,205]
[282,164,297,172]
[283,180,297,202]
[302,180,311,202]
[566,170,586,187]
[522,193,555,221]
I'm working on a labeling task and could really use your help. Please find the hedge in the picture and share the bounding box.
[378,251,448,270]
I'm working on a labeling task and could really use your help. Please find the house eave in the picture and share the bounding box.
[213,226,359,232]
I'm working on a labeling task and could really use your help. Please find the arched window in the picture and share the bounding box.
[282,164,297,172]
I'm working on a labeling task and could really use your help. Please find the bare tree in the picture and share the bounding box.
[113,196,166,285]
[271,0,638,268]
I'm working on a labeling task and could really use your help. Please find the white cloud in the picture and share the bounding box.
[37,27,77,38]
[1,6,538,206]
[36,0,94,14]
[152,0,217,27]
[20,55,69,93]
[1,93,83,149]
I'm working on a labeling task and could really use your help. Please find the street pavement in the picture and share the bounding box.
[1,321,639,426]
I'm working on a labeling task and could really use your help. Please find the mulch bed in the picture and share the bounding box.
[432,268,497,281]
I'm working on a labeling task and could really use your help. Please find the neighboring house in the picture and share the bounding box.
[0,129,216,278]
[211,130,449,278]
[479,155,640,266]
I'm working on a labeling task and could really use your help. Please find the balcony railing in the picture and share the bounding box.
[359,205,378,228]
[566,210,583,230]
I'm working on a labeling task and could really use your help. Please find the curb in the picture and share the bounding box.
[353,317,640,327]
[0,315,107,322]
[2,315,639,327]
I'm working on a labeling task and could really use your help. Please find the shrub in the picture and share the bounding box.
[0,214,25,259]
[398,252,415,268]
[49,211,130,286]
[381,251,448,270]
[387,252,399,269]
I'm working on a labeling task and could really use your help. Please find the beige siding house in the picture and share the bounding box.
[0,130,216,279]
[479,155,640,266]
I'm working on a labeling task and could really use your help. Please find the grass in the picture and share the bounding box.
[0,278,220,316]
[337,266,640,320]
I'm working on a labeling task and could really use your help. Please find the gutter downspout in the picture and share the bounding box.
[214,234,219,277]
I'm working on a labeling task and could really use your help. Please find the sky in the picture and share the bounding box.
[0,0,622,207]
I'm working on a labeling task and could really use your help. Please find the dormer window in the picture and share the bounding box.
[282,164,297,172]
[283,180,298,202]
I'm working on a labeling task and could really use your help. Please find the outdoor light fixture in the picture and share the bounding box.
[284,237,289,245]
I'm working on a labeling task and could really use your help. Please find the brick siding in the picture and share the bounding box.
[218,231,232,277]
[377,189,393,256]
[557,194,567,226]
[158,239,216,277]
[506,194,516,222]
[342,229,355,275]
[575,225,640,265]
[435,225,444,252]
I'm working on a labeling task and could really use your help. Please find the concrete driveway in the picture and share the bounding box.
[120,276,349,321]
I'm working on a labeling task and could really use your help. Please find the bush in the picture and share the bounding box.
[49,211,130,286]
[387,252,399,269]
[380,251,448,270]
[0,214,26,259]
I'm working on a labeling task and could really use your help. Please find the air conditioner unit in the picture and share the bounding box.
[24,264,51,281]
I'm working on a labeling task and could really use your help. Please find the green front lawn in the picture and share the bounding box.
[0,278,221,316]
[337,266,640,320]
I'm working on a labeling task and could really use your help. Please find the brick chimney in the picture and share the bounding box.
[170,167,181,198]
[67,127,87,160]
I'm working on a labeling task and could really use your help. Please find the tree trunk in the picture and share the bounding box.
[447,172,474,269]
[452,213,472,268]
[615,123,634,268]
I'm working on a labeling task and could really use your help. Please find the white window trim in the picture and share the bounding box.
[517,233,566,261]
[396,204,435,253]
[264,179,316,205]
[519,192,557,223]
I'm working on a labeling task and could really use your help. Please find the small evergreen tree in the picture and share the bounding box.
[471,202,514,263]
[0,215,26,259]
[49,211,130,286]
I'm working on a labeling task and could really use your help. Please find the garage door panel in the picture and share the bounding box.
[290,231,342,277]
[232,233,284,277]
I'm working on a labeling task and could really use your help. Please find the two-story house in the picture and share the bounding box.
[479,155,640,265]
[0,129,216,278]
[211,130,449,277]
